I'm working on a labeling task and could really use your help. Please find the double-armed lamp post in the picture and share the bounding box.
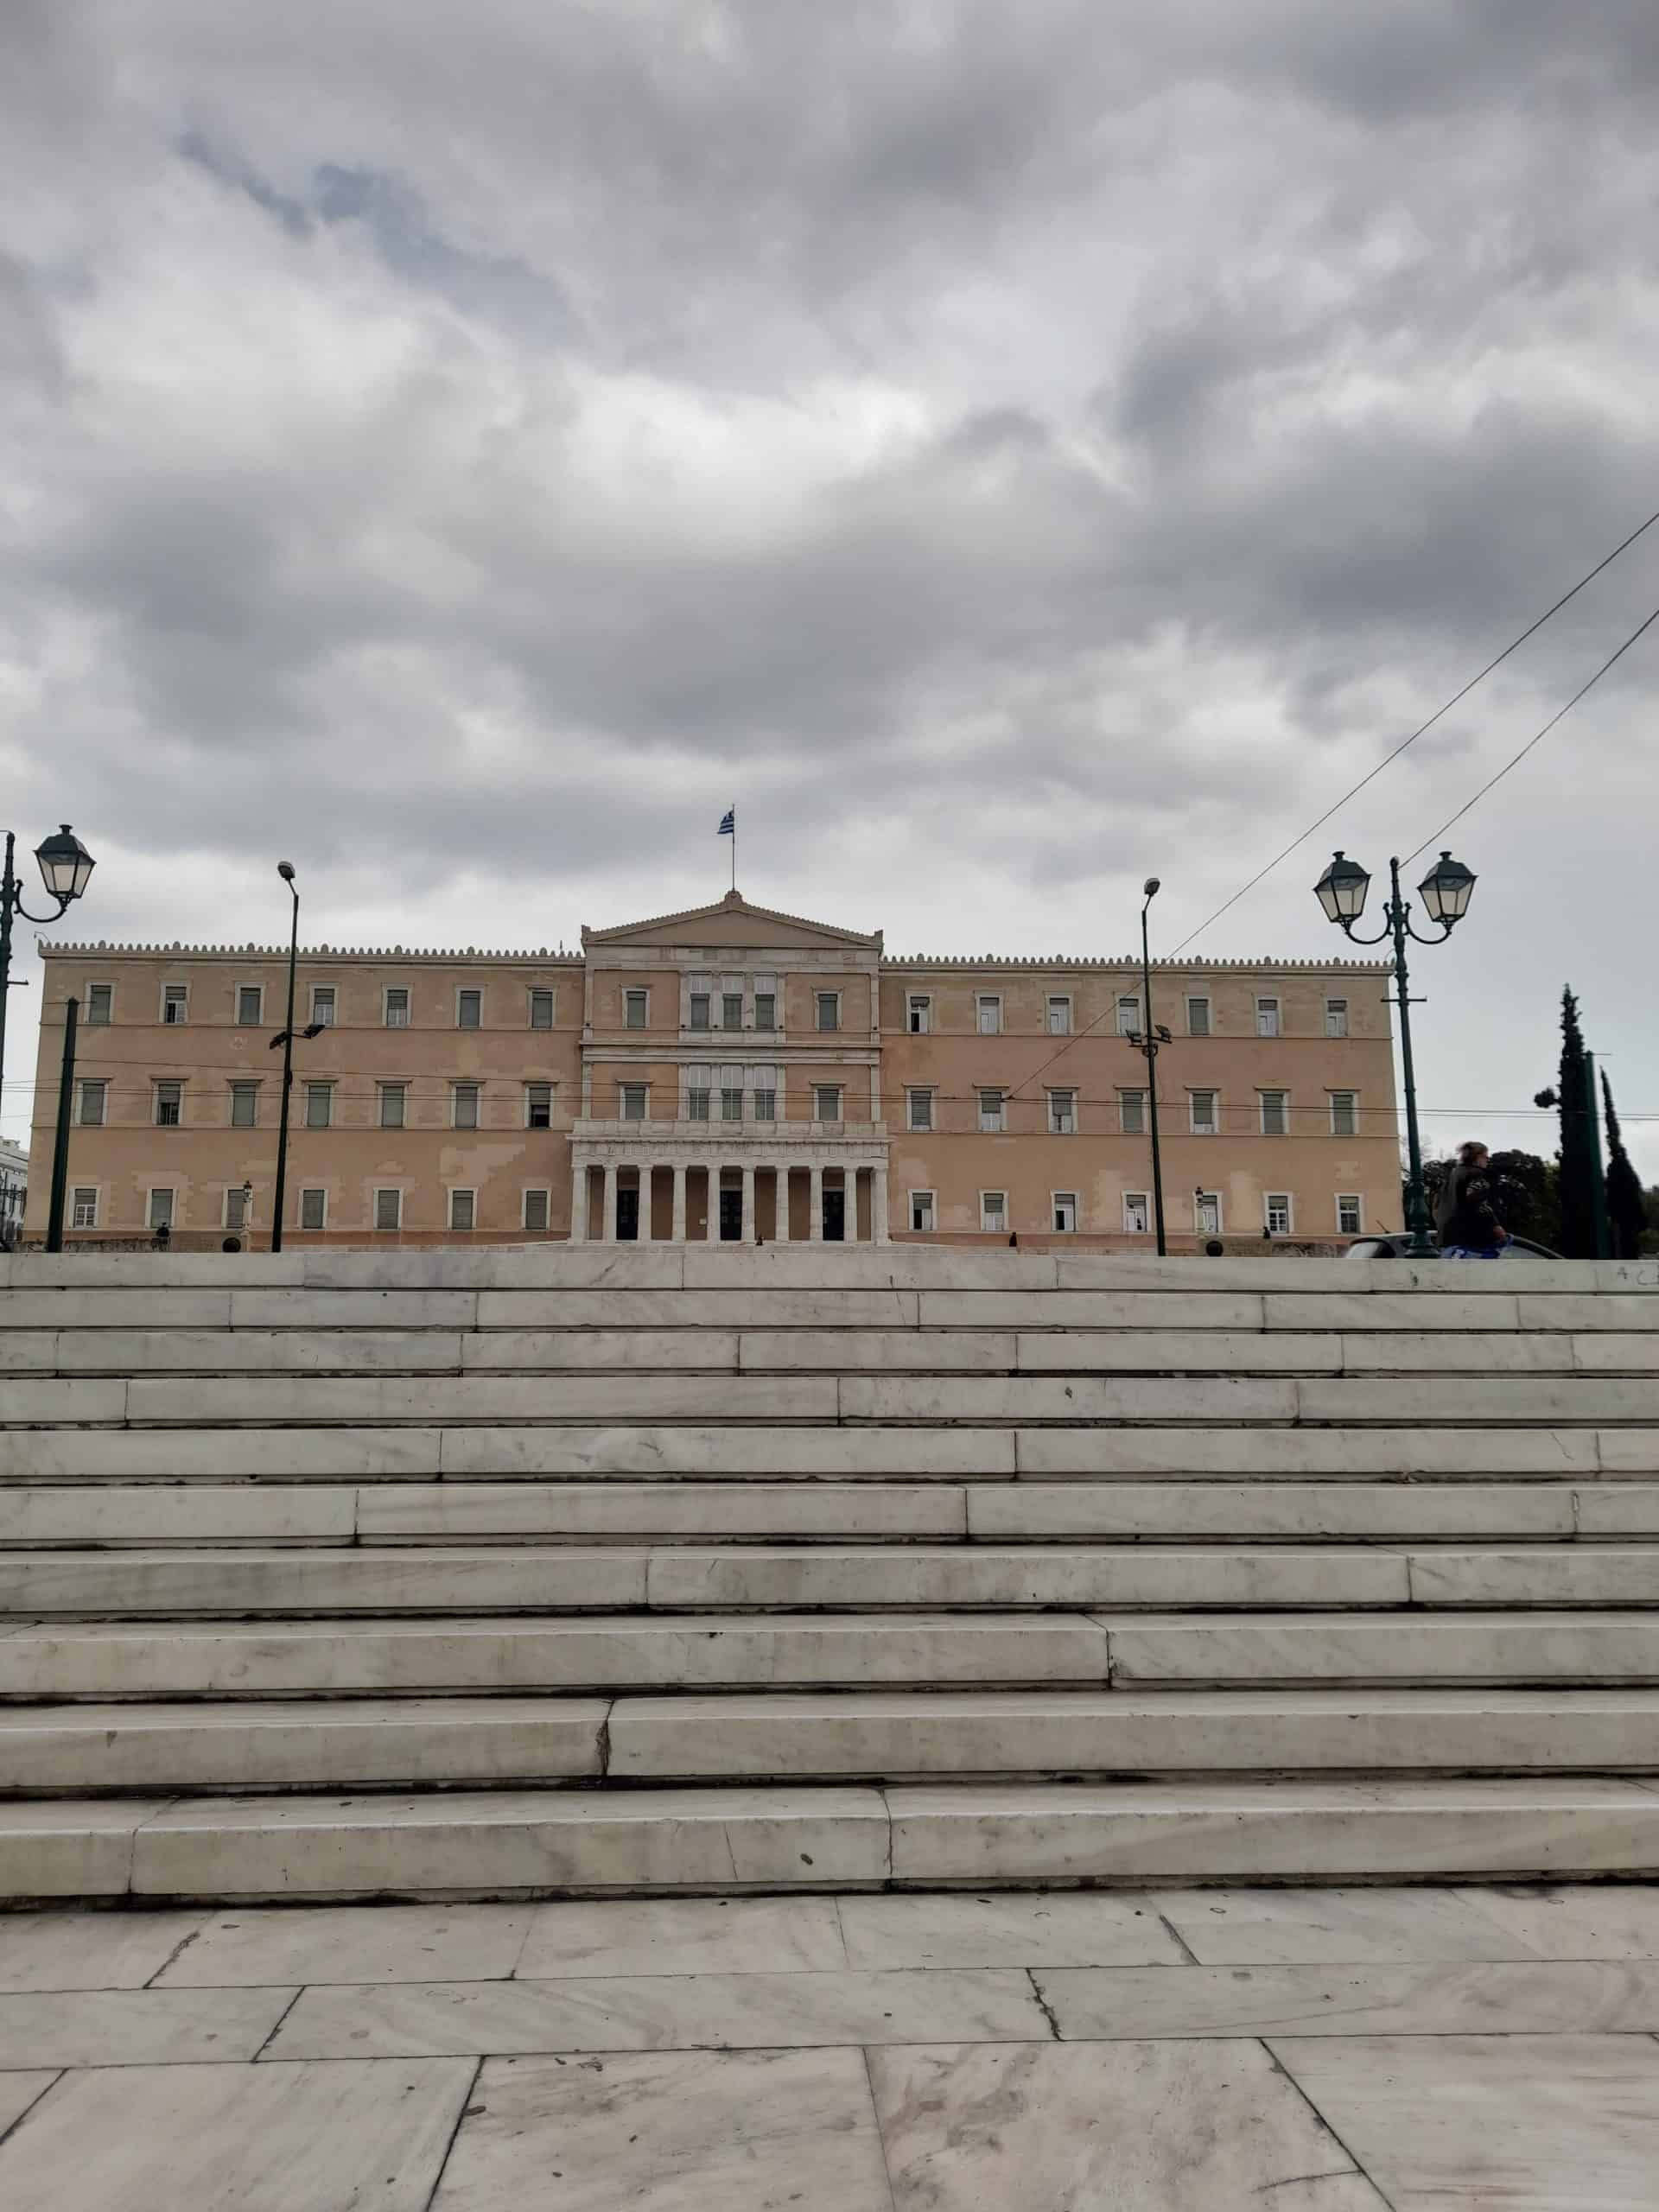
[269,861,325,1255]
[1123,876,1171,1256]
[1313,848,1477,1256]
[1,827,97,1253]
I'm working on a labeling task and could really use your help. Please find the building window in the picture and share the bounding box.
[1123,1191,1150,1235]
[1186,995,1211,1036]
[1116,995,1140,1036]
[911,1191,936,1232]
[1330,1090,1358,1138]
[236,985,263,1027]
[976,995,1001,1035]
[907,995,931,1034]
[1052,1192,1078,1233]
[620,1083,647,1122]
[449,1189,476,1231]
[72,1187,99,1229]
[529,988,555,1031]
[688,1082,711,1122]
[449,1083,479,1130]
[1256,996,1281,1038]
[310,984,336,1027]
[816,992,840,1033]
[300,1188,327,1231]
[753,1084,777,1121]
[524,1187,551,1231]
[525,1082,553,1130]
[721,1084,744,1122]
[1195,1190,1222,1236]
[230,1082,258,1129]
[77,1079,108,1128]
[374,1188,403,1231]
[1326,998,1349,1039]
[148,1188,175,1230]
[755,988,777,1030]
[908,1089,935,1132]
[721,991,743,1031]
[224,1185,251,1232]
[1118,1089,1146,1135]
[980,1191,1007,1233]
[154,1082,183,1128]
[378,1084,407,1130]
[625,989,648,1030]
[385,988,410,1028]
[689,990,711,1031]
[814,1085,842,1122]
[1046,995,1072,1035]
[86,983,113,1025]
[1047,1088,1077,1135]
[1259,1090,1288,1136]
[1338,1193,1363,1236]
[978,1088,1005,1132]
[1189,1089,1217,1135]
[1266,1192,1293,1236]
[456,988,481,1030]
[305,1083,333,1129]
[161,982,188,1025]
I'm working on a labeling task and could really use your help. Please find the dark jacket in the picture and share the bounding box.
[1436,1160,1505,1251]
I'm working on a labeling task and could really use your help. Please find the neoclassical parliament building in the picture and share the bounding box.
[26,892,1401,1249]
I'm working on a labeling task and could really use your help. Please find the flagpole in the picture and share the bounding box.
[731,809,736,893]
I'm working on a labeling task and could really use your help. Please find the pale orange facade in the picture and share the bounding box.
[26,893,1400,1249]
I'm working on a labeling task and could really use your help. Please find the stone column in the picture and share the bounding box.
[809,1163,823,1241]
[773,1166,790,1242]
[569,1160,588,1243]
[671,1164,687,1243]
[741,1162,755,1243]
[602,1163,618,1243]
[639,1165,655,1242]
[702,1167,717,1240]
[872,1162,890,1244]
[844,1165,860,1243]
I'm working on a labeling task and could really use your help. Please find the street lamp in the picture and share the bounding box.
[0,824,96,1108]
[1123,876,1171,1255]
[268,862,325,1255]
[1313,849,1478,1256]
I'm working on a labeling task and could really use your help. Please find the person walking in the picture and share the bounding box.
[1436,1141,1510,1259]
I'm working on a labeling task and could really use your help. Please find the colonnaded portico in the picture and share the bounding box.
[569,1138,890,1242]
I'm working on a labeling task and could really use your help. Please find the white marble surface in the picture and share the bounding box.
[360,1478,968,1538]
[432,2048,891,2209]
[969,1480,1573,1538]
[0,1483,355,1544]
[1408,1543,1659,1604]
[125,1370,837,1424]
[840,1373,1300,1421]
[0,1986,296,2067]
[1105,1608,1659,1682]
[266,1967,1052,2058]
[1014,1328,1342,1371]
[0,1546,650,1615]
[838,1891,1184,1967]
[0,1909,203,1993]
[459,1328,738,1369]
[0,1424,440,1479]
[1268,2034,1659,2209]
[1451,1880,1659,1959]
[159,1905,535,1987]
[0,2057,474,2209]
[1152,1885,1548,1964]
[1008,1423,1599,1475]
[0,1799,165,1900]
[437,1420,1013,1476]
[1300,1373,1659,1423]
[0,2070,59,2134]
[869,2040,1388,2210]
[514,1896,846,1978]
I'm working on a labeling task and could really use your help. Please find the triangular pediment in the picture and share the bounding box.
[582,890,880,952]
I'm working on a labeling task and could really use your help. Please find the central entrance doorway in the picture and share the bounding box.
[822,1187,845,1241]
[615,1186,639,1241]
[719,1187,743,1241]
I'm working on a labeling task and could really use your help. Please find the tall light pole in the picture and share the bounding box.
[0,825,96,1111]
[1313,849,1477,1257]
[1124,877,1171,1256]
[268,862,324,1254]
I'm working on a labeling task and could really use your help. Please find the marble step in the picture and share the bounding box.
[7,1777,1659,1899]
[0,1697,610,1789]
[1104,1611,1659,1683]
[0,1613,1111,1697]
[0,1548,651,1615]
[605,1688,1659,1780]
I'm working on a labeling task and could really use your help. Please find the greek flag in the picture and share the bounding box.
[718,808,735,836]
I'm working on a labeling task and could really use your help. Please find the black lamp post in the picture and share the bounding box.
[1123,876,1171,1255]
[268,861,324,1255]
[0,824,96,1109]
[1313,849,1477,1257]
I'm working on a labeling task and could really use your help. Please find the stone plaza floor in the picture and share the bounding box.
[4,1885,1659,2206]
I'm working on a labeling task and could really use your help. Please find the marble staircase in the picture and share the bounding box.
[3,1243,1659,1899]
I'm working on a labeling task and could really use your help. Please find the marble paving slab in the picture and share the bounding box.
[0,2069,58,2136]
[868,2039,1388,2210]
[1449,1880,1659,1959]
[430,2047,892,2210]
[514,1896,846,1979]
[157,1904,536,1988]
[1151,1885,1548,1964]
[837,1891,1185,1968]
[1037,1958,1659,2040]
[1268,2034,1659,2209]
[265,1967,1051,2059]
[0,1910,205,1993]
[0,2057,474,2209]
[0,1985,297,2069]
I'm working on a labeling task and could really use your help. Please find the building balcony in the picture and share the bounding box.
[573,1116,887,1148]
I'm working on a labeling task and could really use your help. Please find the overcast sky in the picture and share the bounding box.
[6,2,1659,1173]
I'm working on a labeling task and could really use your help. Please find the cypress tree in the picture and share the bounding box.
[1545,987,1601,1258]
[1603,1071,1649,1260]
